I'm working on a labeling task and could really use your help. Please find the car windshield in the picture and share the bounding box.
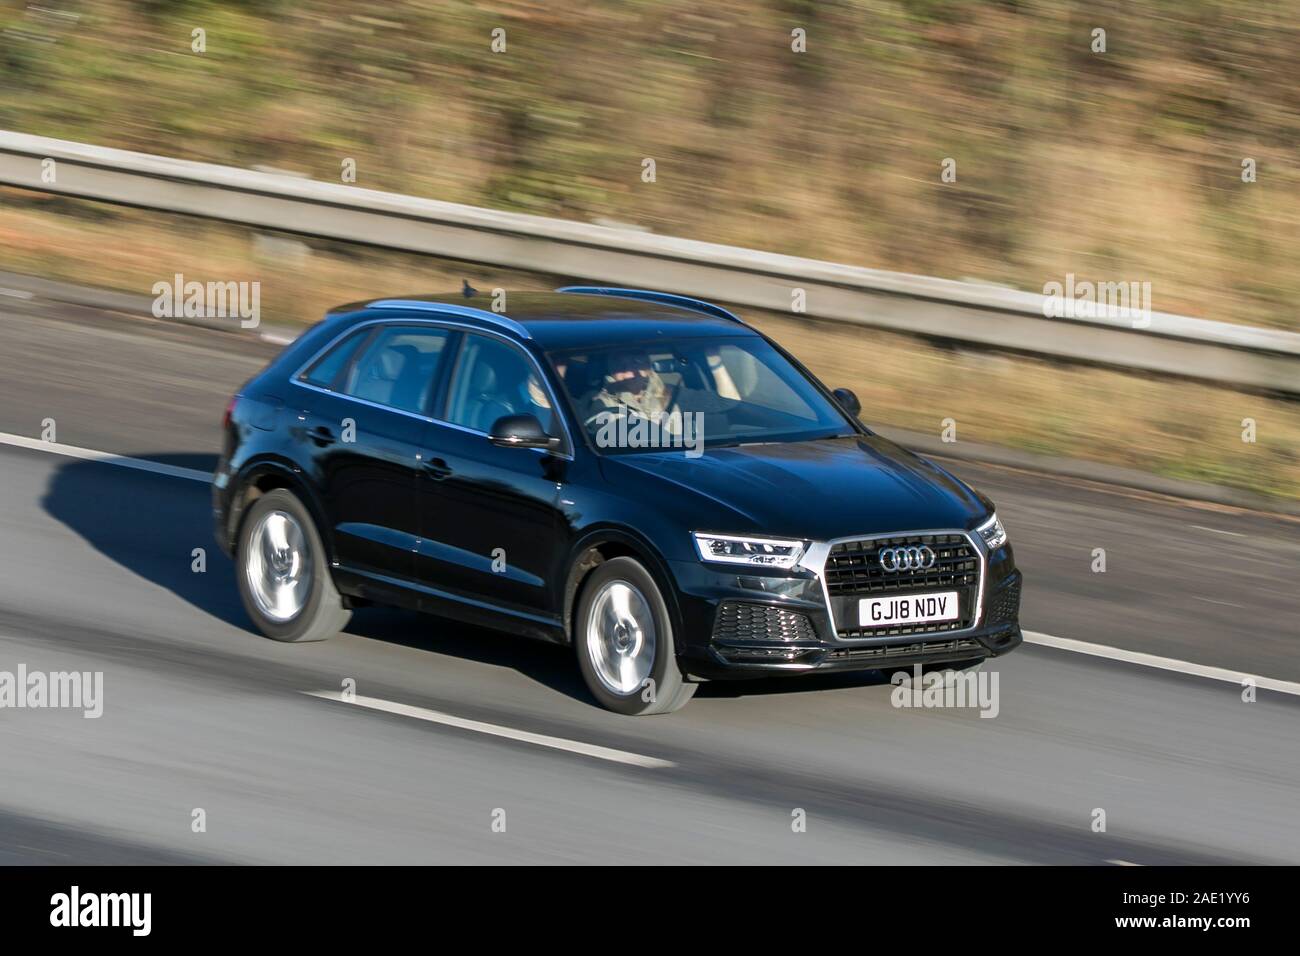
[548,336,856,454]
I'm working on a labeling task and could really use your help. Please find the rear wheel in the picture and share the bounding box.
[235,488,350,643]
[575,557,695,715]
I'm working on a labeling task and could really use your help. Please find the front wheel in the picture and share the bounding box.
[235,488,351,643]
[575,557,696,715]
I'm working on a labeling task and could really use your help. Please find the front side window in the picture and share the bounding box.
[340,326,451,414]
[549,335,854,453]
[444,334,555,436]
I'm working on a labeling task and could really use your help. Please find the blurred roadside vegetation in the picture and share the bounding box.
[1,0,1298,329]
[0,0,1297,500]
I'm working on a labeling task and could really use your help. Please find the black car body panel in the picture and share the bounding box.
[601,436,989,542]
[214,290,1022,680]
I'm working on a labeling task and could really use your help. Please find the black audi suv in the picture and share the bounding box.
[213,287,1022,714]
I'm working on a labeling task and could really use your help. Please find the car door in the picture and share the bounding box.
[293,322,453,582]
[415,331,569,617]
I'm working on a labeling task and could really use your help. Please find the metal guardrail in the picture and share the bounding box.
[2,130,1297,394]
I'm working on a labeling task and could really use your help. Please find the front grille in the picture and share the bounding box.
[826,637,981,662]
[825,533,981,638]
[826,533,977,594]
[712,602,817,643]
[986,576,1022,626]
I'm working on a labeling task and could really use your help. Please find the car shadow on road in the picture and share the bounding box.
[41,455,593,703]
[696,669,895,699]
[43,455,899,709]
[42,454,251,629]
[340,605,594,702]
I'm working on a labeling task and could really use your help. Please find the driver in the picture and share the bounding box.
[588,348,673,425]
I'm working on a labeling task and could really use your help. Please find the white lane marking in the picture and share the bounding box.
[304,691,675,769]
[1191,525,1246,537]
[1023,631,1300,697]
[259,331,296,345]
[0,288,35,299]
[0,431,212,482]
[1107,859,1142,866]
[1192,595,1245,609]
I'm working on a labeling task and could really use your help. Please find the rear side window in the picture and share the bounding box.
[341,326,452,415]
[300,329,368,389]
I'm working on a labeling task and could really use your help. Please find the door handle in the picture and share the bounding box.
[423,457,452,480]
[308,425,336,446]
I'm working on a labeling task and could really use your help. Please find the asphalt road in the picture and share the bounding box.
[0,294,1296,864]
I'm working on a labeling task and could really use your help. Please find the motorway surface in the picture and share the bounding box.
[0,294,1296,864]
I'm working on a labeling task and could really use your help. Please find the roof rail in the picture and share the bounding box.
[556,286,747,327]
[366,299,532,340]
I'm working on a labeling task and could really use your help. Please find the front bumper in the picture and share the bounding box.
[670,533,1023,681]
[683,621,1021,680]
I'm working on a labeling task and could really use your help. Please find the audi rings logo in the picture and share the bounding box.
[879,545,936,572]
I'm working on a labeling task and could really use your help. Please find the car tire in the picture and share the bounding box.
[235,488,351,643]
[575,556,696,716]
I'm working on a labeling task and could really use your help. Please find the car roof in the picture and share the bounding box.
[327,290,757,350]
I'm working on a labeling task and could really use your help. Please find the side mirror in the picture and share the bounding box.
[832,387,861,417]
[488,414,561,450]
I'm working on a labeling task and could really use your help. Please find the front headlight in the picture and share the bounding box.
[693,532,806,570]
[975,513,1008,550]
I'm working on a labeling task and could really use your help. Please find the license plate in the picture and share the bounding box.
[859,591,960,628]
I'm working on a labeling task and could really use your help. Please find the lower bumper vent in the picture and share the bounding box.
[712,602,817,643]
[826,637,981,662]
[986,575,1022,626]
